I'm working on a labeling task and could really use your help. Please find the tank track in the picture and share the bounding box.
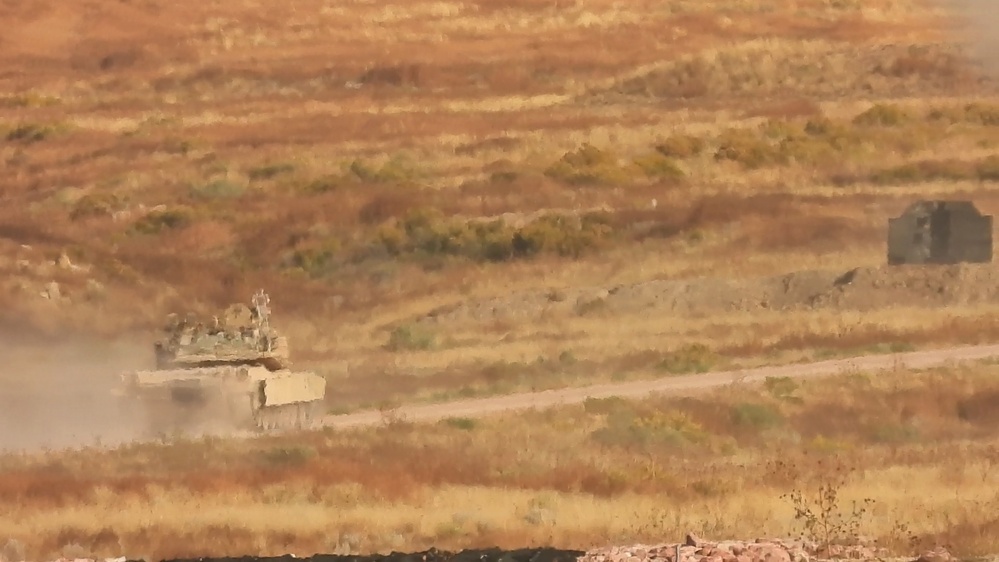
[254,401,326,432]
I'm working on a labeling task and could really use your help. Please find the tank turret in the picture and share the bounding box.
[153,290,291,371]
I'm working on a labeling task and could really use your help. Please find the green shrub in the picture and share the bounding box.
[764,376,801,403]
[5,122,64,143]
[803,116,848,137]
[70,193,124,220]
[870,159,975,184]
[248,162,295,181]
[386,323,437,351]
[867,156,999,185]
[714,127,783,168]
[870,423,920,444]
[591,408,710,450]
[287,242,341,278]
[657,343,718,374]
[512,212,614,259]
[369,208,614,263]
[927,102,999,126]
[190,179,246,200]
[489,170,520,183]
[442,417,478,431]
[976,155,999,181]
[544,143,635,185]
[259,445,316,467]
[132,207,194,234]
[852,103,910,127]
[633,152,686,181]
[583,396,630,416]
[730,402,784,430]
[655,134,705,158]
[346,155,422,184]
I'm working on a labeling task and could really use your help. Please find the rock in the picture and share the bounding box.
[57,251,73,269]
[1,538,25,562]
[760,546,791,562]
[85,279,105,300]
[914,548,956,562]
[788,548,809,562]
[42,281,60,300]
[686,534,704,547]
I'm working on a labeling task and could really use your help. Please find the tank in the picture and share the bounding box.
[117,290,327,437]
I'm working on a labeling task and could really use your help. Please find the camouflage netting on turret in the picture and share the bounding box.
[154,290,289,369]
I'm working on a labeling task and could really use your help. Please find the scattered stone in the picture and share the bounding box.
[85,279,106,300]
[57,251,73,269]
[913,547,955,562]
[579,535,904,562]
[0,538,25,562]
[11,537,942,562]
[42,281,60,300]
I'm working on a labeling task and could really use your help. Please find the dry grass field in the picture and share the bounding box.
[5,366,999,561]
[5,0,999,559]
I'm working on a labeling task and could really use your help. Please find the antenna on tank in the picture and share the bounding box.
[252,289,272,349]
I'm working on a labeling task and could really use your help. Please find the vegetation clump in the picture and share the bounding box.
[544,143,635,186]
[372,207,615,263]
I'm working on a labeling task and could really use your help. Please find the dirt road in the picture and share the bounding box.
[319,343,999,429]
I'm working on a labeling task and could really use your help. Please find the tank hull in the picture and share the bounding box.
[116,364,327,438]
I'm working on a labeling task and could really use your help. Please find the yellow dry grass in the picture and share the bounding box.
[5,366,999,559]
[4,0,999,558]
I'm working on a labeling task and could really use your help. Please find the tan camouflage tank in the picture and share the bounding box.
[117,290,327,437]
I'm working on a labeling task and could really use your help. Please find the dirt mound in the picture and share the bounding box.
[39,541,953,562]
[582,536,952,562]
[417,263,999,326]
[158,548,584,562]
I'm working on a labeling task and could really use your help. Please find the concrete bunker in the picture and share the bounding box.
[887,200,993,265]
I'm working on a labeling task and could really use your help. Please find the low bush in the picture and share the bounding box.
[5,122,65,143]
[189,179,247,200]
[730,402,784,431]
[714,117,867,169]
[591,407,711,450]
[69,193,125,221]
[131,207,195,235]
[248,162,296,181]
[544,144,636,186]
[852,103,911,127]
[297,156,425,194]
[385,323,437,351]
[657,343,719,374]
[632,152,686,181]
[927,102,999,126]
[286,242,341,278]
[869,155,999,185]
[713,127,783,169]
[654,133,705,158]
[369,207,615,263]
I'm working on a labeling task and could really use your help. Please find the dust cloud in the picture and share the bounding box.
[938,0,999,78]
[0,336,153,453]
